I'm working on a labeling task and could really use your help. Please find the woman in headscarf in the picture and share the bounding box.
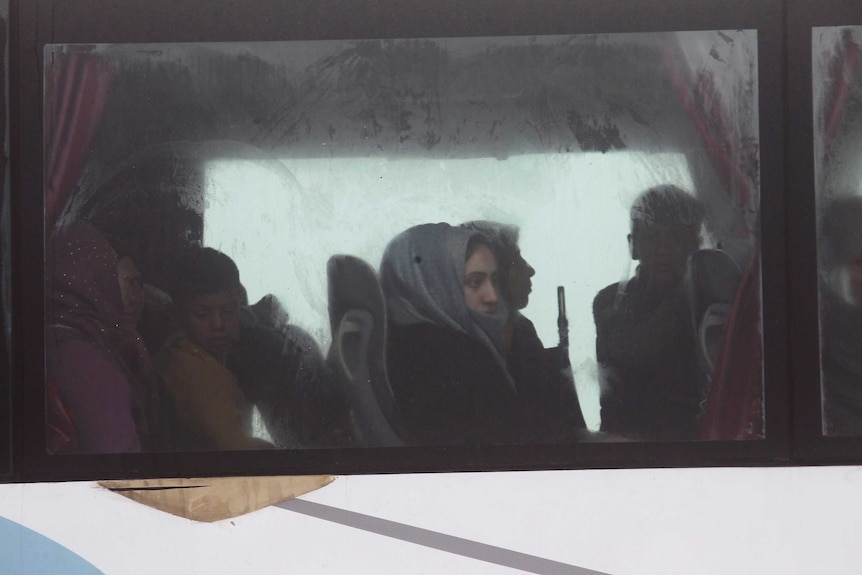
[461,220,587,440]
[46,221,152,453]
[380,222,531,445]
[112,247,167,450]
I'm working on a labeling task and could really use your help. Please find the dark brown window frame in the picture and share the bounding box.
[5,0,800,482]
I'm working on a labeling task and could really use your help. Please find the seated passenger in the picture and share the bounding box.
[462,220,586,439]
[117,253,145,329]
[228,293,335,448]
[593,185,704,440]
[46,222,152,453]
[157,247,274,450]
[820,196,862,435]
[381,222,535,445]
[111,243,211,452]
[113,250,163,450]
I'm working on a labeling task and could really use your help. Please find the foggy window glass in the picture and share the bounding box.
[814,27,862,436]
[43,30,763,455]
[204,152,696,430]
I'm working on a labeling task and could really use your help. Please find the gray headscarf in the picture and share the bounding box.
[380,223,514,389]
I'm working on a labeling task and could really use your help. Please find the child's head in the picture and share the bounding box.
[171,247,244,359]
[629,185,704,285]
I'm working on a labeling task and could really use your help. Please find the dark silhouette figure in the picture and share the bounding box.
[593,185,704,440]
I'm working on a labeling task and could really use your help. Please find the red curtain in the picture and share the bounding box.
[660,36,763,439]
[659,42,756,215]
[43,50,111,451]
[44,50,112,229]
[822,35,860,156]
[700,254,762,439]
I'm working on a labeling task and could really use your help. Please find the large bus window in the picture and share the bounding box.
[814,27,862,437]
[42,30,763,458]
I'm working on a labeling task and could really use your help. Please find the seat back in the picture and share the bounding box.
[685,249,743,391]
[326,255,408,447]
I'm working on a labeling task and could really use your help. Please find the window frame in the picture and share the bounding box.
[787,0,862,464]
[7,0,789,482]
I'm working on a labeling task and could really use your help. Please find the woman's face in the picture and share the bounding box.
[117,256,144,325]
[464,245,500,313]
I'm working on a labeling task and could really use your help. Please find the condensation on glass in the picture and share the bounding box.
[814,26,862,436]
[42,31,764,454]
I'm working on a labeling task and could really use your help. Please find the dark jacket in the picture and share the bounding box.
[228,320,338,448]
[507,314,587,441]
[593,276,702,440]
[387,321,530,446]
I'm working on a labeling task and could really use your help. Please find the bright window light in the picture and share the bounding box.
[205,152,695,429]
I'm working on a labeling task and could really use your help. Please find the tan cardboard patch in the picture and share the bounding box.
[100,475,336,522]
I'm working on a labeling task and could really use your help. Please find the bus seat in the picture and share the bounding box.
[685,249,743,390]
[326,255,408,447]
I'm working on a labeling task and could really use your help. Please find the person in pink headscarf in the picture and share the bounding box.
[45,221,150,453]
